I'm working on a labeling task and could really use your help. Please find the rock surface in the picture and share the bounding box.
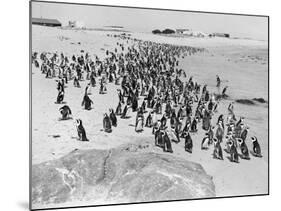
[32,141,215,207]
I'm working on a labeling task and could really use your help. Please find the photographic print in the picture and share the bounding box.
[30,1,269,210]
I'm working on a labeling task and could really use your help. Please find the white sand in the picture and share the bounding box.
[32,25,268,198]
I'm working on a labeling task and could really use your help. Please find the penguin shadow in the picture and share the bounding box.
[238,153,251,160]
[83,107,93,111]
[250,151,263,158]
[49,135,61,138]
[135,129,144,133]
[223,148,230,154]
[226,156,239,163]
[212,153,224,160]
[120,116,131,119]
[58,117,73,121]
[54,101,67,104]
[128,124,135,127]
[71,136,90,142]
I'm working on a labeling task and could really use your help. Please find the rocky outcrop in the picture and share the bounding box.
[32,141,215,206]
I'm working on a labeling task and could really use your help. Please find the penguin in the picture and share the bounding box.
[160,114,167,128]
[115,102,122,116]
[141,100,146,112]
[75,119,89,142]
[85,83,91,95]
[213,138,223,160]
[73,76,80,88]
[81,94,93,110]
[135,111,144,132]
[201,133,211,150]
[215,122,224,143]
[240,126,249,141]
[228,140,239,163]
[109,109,117,127]
[228,102,234,115]
[59,105,72,120]
[202,110,211,131]
[121,104,129,119]
[222,86,228,97]
[184,132,193,153]
[237,138,250,160]
[131,95,138,112]
[162,131,173,153]
[213,102,218,113]
[251,136,262,157]
[216,75,221,87]
[154,123,163,147]
[207,126,214,142]
[103,113,112,133]
[170,110,177,128]
[56,90,64,104]
[190,118,198,133]
[145,112,153,128]
[217,114,224,129]
[169,128,180,143]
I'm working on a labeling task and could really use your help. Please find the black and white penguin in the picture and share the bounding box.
[190,118,198,133]
[85,83,91,95]
[202,110,211,131]
[56,90,64,104]
[251,136,262,157]
[154,123,163,147]
[162,131,173,153]
[135,110,144,133]
[59,105,72,120]
[228,140,239,163]
[81,93,93,110]
[169,128,180,143]
[240,126,249,141]
[213,138,223,160]
[222,86,228,97]
[217,114,224,129]
[103,113,112,133]
[120,104,129,119]
[73,76,80,88]
[160,114,167,128]
[115,102,122,116]
[131,95,138,112]
[201,133,212,150]
[76,119,89,142]
[228,102,234,115]
[145,112,153,128]
[215,122,224,143]
[109,109,117,127]
[237,138,250,160]
[141,100,146,112]
[184,132,193,153]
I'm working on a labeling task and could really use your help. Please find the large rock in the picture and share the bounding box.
[32,141,215,207]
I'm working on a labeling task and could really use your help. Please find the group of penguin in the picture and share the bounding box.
[32,32,262,163]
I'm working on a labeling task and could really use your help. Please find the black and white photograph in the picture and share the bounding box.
[30,0,269,210]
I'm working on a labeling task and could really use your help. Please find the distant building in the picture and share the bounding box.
[68,20,85,29]
[212,33,230,38]
[176,29,190,34]
[32,18,62,27]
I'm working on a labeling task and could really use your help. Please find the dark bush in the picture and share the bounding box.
[162,28,175,34]
[152,29,162,34]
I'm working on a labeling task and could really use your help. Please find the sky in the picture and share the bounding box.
[31,1,268,40]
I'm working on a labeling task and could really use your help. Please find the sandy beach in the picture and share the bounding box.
[31,25,268,208]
